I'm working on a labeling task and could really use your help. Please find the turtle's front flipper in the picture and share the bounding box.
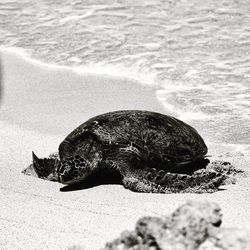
[121,166,167,193]
[122,176,160,193]
[104,146,159,193]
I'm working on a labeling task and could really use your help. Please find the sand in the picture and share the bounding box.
[0,50,249,250]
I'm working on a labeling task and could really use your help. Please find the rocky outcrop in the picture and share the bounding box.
[102,201,250,250]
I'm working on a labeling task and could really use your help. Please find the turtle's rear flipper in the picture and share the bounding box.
[120,163,168,193]
[25,152,58,180]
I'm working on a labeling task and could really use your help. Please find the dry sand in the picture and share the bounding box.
[0,50,249,250]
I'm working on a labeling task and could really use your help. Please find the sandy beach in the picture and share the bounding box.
[0,50,249,250]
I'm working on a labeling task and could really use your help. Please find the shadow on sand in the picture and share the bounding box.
[60,169,123,192]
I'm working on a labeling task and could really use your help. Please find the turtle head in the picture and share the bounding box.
[57,155,90,185]
[22,152,59,181]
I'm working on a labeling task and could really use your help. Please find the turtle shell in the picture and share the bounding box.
[58,110,208,171]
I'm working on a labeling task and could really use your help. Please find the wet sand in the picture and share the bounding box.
[0,50,249,250]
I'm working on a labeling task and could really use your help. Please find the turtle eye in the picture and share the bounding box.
[57,161,76,183]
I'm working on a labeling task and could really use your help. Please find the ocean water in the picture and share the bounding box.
[0,0,250,147]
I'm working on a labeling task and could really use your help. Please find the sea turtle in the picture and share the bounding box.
[27,110,219,193]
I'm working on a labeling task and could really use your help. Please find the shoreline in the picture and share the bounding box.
[0,49,249,250]
[0,46,156,87]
